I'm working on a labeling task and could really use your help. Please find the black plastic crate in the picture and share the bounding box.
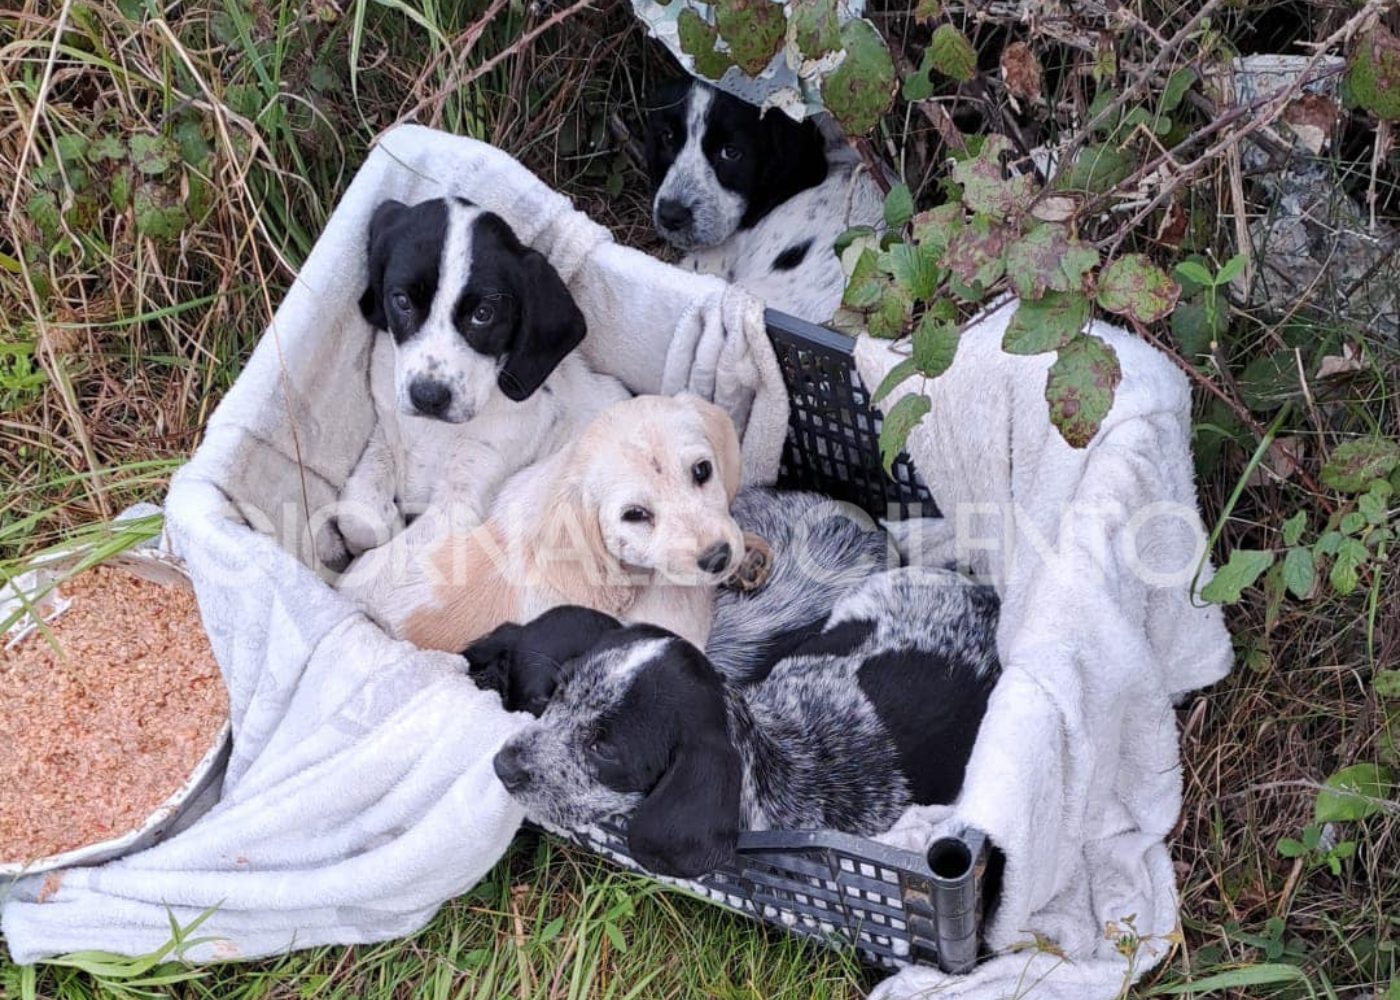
[546,309,988,973]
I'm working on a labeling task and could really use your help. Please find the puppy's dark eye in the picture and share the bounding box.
[719,144,742,162]
[692,460,712,485]
[390,291,412,314]
[470,303,495,325]
[621,506,652,524]
[588,736,618,764]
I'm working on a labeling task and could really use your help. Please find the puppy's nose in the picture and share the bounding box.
[656,198,693,231]
[409,378,451,417]
[697,541,732,575]
[493,745,530,793]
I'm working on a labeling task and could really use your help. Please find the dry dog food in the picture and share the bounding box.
[0,564,228,865]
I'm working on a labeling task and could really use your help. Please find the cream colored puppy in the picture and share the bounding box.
[340,394,746,653]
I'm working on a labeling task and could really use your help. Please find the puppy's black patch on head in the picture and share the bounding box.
[772,238,813,272]
[360,198,447,339]
[644,78,696,190]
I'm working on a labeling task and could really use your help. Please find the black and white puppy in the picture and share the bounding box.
[337,197,629,555]
[646,80,884,323]
[476,568,1001,879]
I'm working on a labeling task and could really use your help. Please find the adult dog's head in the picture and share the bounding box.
[359,197,585,423]
[645,79,828,252]
[492,624,742,878]
[546,394,747,588]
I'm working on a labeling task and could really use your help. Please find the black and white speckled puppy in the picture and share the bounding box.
[645,79,884,323]
[479,567,1001,878]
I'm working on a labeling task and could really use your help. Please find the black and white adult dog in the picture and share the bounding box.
[336,197,629,555]
[470,568,1000,878]
[646,79,884,323]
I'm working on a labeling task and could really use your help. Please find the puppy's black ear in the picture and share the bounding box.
[498,250,586,402]
[628,729,741,878]
[761,110,827,206]
[359,199,408,329]
[626,652,741,878]
[463,621,525,704]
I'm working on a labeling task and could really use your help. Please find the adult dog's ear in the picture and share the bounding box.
[359,199,408,329]
[498,250,586,402]
[627,725,741,878]
[696,398,743,504]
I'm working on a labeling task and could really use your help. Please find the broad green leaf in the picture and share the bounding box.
[132,181,189,240]
[1171,296,1224,359]
[1216,253,1248,285]
[90,133,127,162]
[953,135,1035,219]
[1005,225,1099,299]
[834,225,876,256]
[902,64,935,102]
[604,921,628,952]
[927,23,976,83]
[879,393,932,474]
[821,18,896,134]
[881,242,939,300]
[128,133,177,176]
[1276,837,1306,858]
[1057,143,1134,194]
[1004,291,1090,355]
[1348,24,1400,120]
[884,182,915,230]
[946,214,1008,290]
[788,0,840,61]
[912,309,960,378]
[1282,511,1307,546]
[1239,350,1301,413]
[1199,548,1275,604]
[872,357,919,404]
[1315,763,1394,823]
[1321,439,1400,493]
[911,203,963,258]
[1161,67,1198,113]
[538,916,566,942]
[1045,333,1121,449]
[1096,254,1180,324]
[1282,547,1315,600]
[1342,511,1366,535]
[715,0,786,77]
[867,286,912,339]
[677,8,735,80]
[1173,259,1215,289]
[1329,538,1368,595]
[842,248,885,309]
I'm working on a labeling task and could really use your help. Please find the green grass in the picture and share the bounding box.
[2,1,1398,998]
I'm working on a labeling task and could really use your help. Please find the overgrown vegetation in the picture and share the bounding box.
[2,0,1397,998]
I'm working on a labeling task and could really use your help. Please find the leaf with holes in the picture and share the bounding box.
[953,135,1034,219]
[928,23,976,83]
[879,393,931,474]
[881,242,939,300]
[788,0,840,62]
[885,182,914,230]
[1200,548,1275,604]
[1045,333,1121,449]
[129,133,178,176]
[1348,24,1400,121]
[1282,547,1315,600]
[678,8,735,81]
[946,215,1008,291]
[715,0,785,76]
[1315,764,1394,823]
[1005,225,1099,299]
[821,18,896,135]
[873,357,918,404]
[1096,254,1180,324]
[913,307,961,378]
[1004,292,1090,355]
[1321,439,1400,493]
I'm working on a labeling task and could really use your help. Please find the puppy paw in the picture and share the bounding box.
[337,500,404,556]
[726,531,773,593]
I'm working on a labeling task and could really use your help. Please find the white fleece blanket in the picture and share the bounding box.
[0,125,788,963]
[861,300,1233,999]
